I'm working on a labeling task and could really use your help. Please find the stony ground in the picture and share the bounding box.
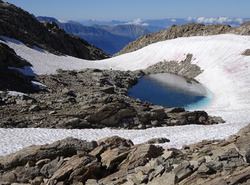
[0,123,249,185]
[0,54,223,129]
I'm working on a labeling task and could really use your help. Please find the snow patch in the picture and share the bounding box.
[31,81,47,89]
[0,91,27,97]
[0,122,247,156]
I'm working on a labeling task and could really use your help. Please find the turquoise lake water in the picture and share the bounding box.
[128,73,212,111]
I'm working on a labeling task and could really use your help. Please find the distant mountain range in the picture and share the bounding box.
[79,17,250,29]
[92,24,151,39]
[37,17,151,55]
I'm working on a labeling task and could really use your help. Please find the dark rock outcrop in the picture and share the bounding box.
[0,43,31,69]
[1,125,250,184]
[0,42,35,92]
[144,53,203,79]
[242,49,250,56]
[0,1,110,60]
[116,22,250,56]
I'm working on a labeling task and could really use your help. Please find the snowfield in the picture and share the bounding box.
[0,34,250,156]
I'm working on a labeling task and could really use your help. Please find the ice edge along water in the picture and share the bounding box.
[0,34,250,156]
[128,73,213,111]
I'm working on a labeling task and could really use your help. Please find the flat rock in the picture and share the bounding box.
[146,137,170,144]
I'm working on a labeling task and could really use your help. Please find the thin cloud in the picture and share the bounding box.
[125,18,149,26]
[187,17,244,25]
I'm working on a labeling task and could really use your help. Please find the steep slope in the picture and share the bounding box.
[116,22,250,55]
[0,1,109,60]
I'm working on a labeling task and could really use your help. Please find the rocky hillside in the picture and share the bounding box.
[0,1,109,60]
[0,123,249,184]
[0,60,223,129]
[116,22,250,56]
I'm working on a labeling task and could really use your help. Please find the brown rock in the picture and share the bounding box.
[101,147,130,171]
[48,154,101,184]
[134,170,148,184]
[29,105,41,112]
[97,136,134,148]
[14,166,39,183]
[87,102,136,126]
[119,144,163,170]
[85,179,100,185]
[89,145,106,159]
[40,157,65,178]
[198,166,250,185]
[98,170,128,185]
[0,171,17,183]
[101,86,115,94]
[148,172,176,185]
[0,137,97,169]
[30,176,44,185]
[146,137,170,144]
[173,161,192,183]
[235,135,250,163]
[162,150,174,160]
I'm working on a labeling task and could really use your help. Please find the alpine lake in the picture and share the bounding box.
[128,73,212,111]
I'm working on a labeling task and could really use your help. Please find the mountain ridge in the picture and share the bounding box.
[0,1,109,60]
[115,22,250,56]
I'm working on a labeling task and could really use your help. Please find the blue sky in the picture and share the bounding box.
[5,0,250,21]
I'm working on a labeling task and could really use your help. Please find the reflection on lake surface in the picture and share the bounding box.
[128,73,212,110]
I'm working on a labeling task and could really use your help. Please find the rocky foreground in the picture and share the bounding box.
[0,123,249,185]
